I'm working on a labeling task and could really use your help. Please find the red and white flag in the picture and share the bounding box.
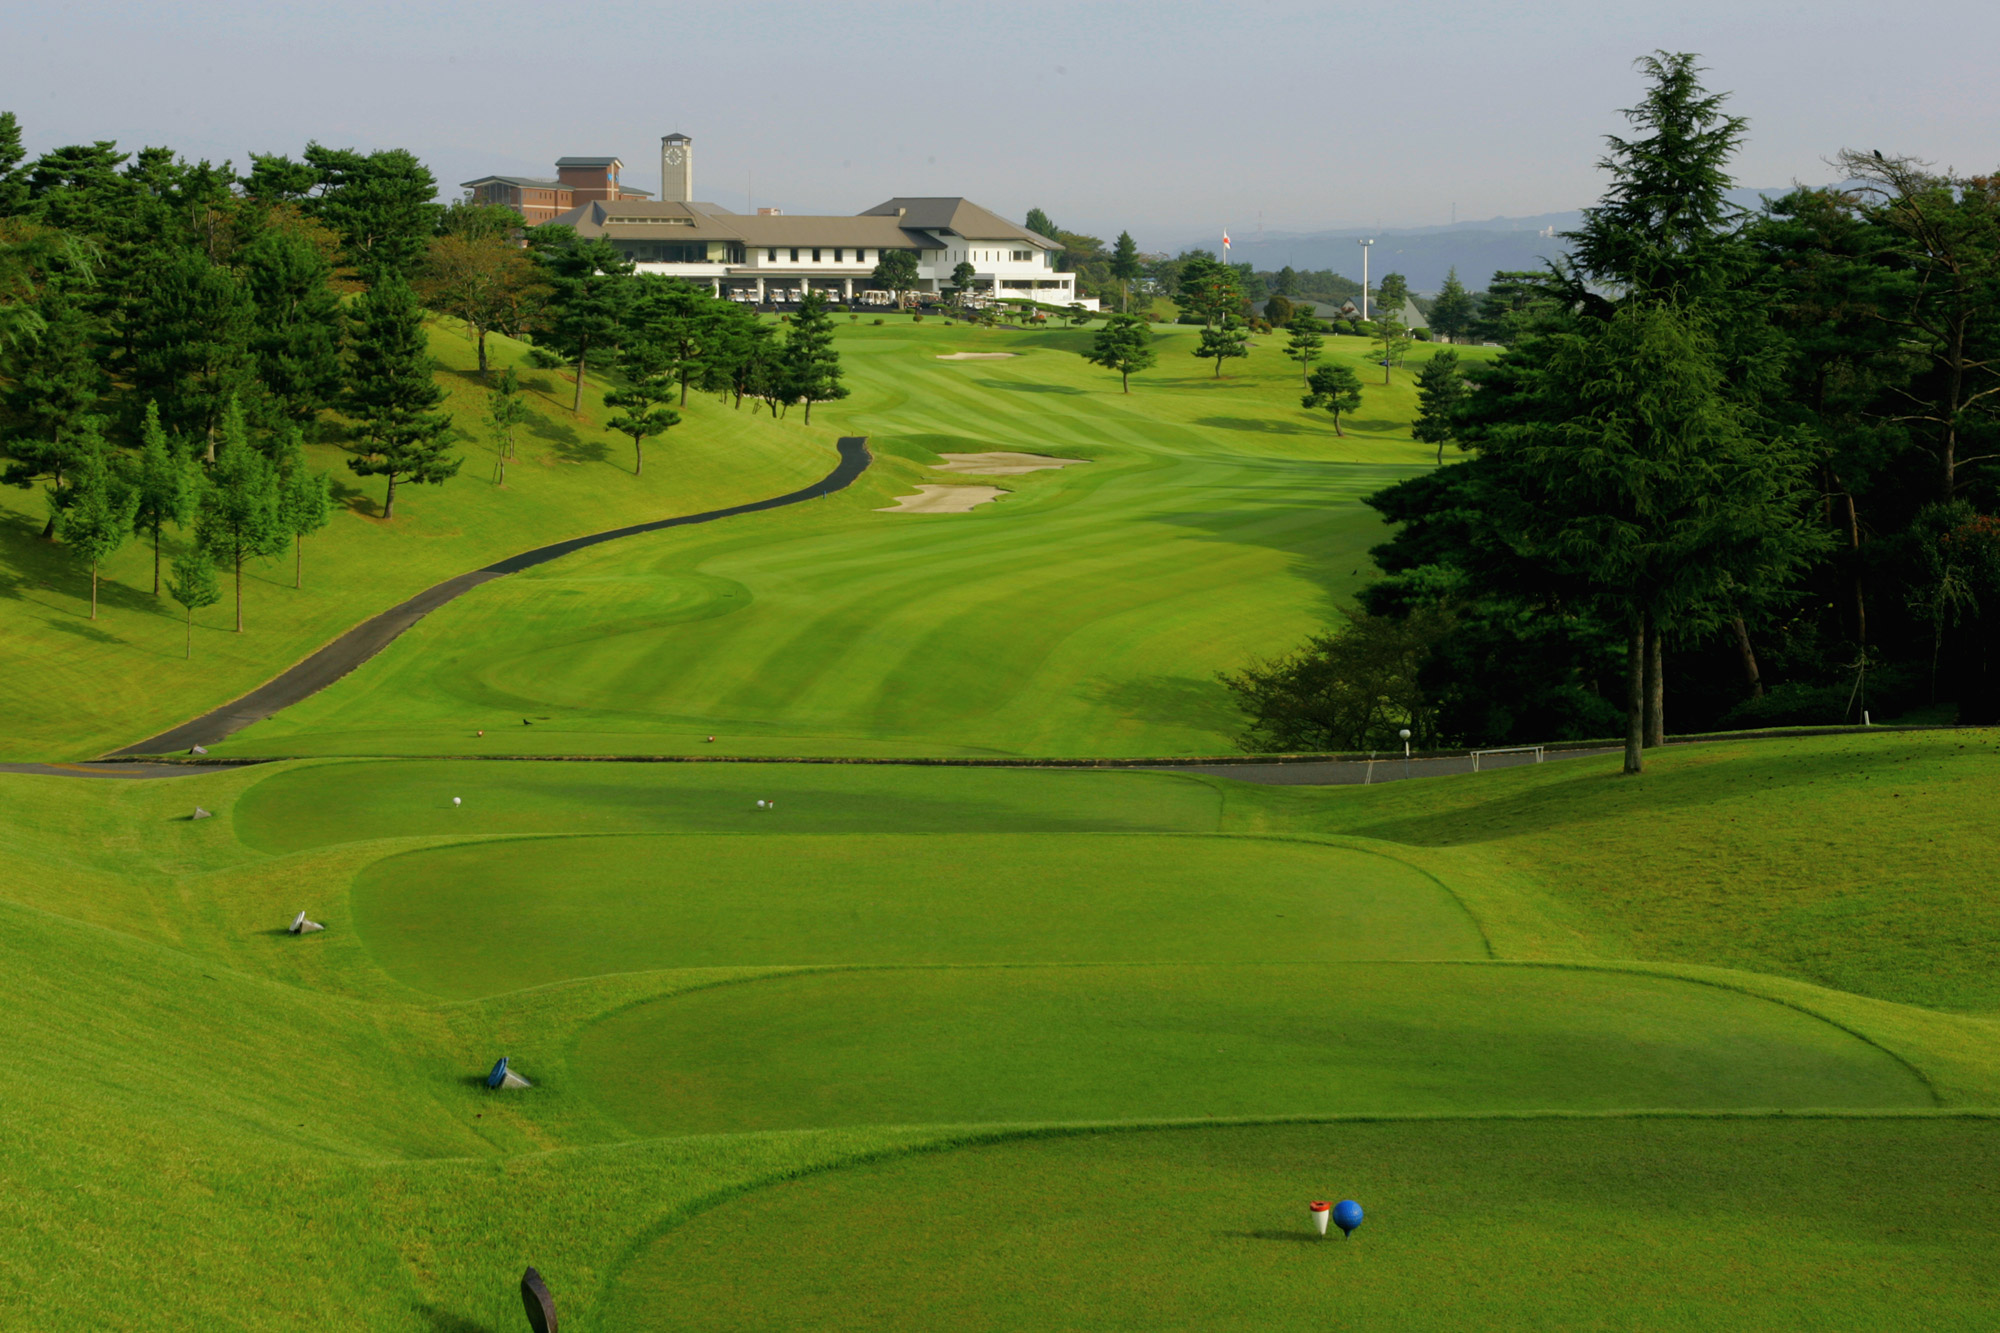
[1222,230,1231,251]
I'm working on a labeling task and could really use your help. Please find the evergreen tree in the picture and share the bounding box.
[241,225,344,425]
[195,399,281,631]
[128,400,195,594]
[1080,313,1157,393]
[1428,268,1477,343]
[0,288,106,535]
[126,247,256,457]
[529,229,632,411]
[783,292,847,425]
[55,423,136,620]
[1194,320,1250,377]
[167,545,220,659]
[1470,270,1561,345]
[603,345,680,476]
[0,111,28,216]
[1375,272,1411,324]
[1411,351,1467,464]
[1110,232,1142,313]
[303,144,443,284]
[1285,312,1326,385]
[626,277,720,406]
[344,275,458,517]
[485,367,530,486]
[274,428,332,588]
[1371,304,1412,383]
[1303,363,1363,436]
[1174,251,1242,328]
[1274,265,1301,297]
[1024,208,1059,241]
[1566,51,1749,304]
[950,261,978,307]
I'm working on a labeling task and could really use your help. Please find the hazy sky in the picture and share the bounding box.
[6,0,1998,247]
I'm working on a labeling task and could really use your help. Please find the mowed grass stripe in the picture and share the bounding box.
[573,962,1930,1134]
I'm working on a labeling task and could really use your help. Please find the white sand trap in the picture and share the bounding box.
[877,485,1009,514]
[934,352,1019,360]
[934,452,1089,475]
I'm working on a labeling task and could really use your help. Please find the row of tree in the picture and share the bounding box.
[1229,53,2000,768]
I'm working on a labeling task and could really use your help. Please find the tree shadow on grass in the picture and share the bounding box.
[1220,1229,1327,1245]
[1085,672,1243,739]
[973,379,1086,395]
[43,616,125,644]
[526,412,608,465]
[411,1302,495,1333]
[1195,417,1311,435]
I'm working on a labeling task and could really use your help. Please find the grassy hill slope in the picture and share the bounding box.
[0,319,838,762]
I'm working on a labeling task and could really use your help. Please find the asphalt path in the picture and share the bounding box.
[109,437,873,757]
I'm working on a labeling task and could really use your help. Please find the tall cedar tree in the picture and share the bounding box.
[127,246,256,458]
[1110,232,1142,313]
[1303,363,1363,436]
[167,545,220,659]
[128,401,195,593]
[530,229,632,411]
[344,274,458,517]
[194,400,282,631]
[603,342,680,475]
[274,428,332,588]
[1,287,106,534]
[1285,313,1325,385]
[1194,320,1249,377]
[1081,314,1157,392]
[1429,268,1477,343]
[1476,304,1821,773]
[1565,52,1749,305]
[783,292,847,424]
[241,226,345,426]
[418,231,546,376]
[56,423,135,620]
[0,111,29,215]
[1411,351,1467,464]
[485,368,530,485]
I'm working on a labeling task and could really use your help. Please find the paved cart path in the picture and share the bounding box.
[108,438,873,758]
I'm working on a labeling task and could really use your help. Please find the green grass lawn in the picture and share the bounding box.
[609,1117,2000,1333]
[203,322,1468,760]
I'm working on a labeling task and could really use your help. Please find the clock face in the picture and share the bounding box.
[665,147,685,166]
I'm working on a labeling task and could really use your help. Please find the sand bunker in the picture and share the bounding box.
[934,352,1019,360]
[877,485,1009,514]
[934,451,1087,476]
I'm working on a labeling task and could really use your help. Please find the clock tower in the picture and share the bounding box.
[660,133,692,203]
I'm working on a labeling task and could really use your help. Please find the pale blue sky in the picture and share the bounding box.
[5,0,1997,247]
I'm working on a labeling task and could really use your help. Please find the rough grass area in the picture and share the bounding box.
[206,324,1472,760]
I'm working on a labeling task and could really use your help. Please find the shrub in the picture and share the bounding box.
[912,313,924,323]
[1412,328,1433,342]
[872,318,885,326]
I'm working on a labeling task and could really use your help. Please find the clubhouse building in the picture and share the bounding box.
[462,134,1086,307]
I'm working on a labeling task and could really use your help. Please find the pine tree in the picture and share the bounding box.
[1110,232,1142,313]
[529,231,633,412]
[1411,351,1467,464]
[167,545,220,659]
[1303,363,1363,436]
[128,401,196,594]
[1428,268,1477,344]
[0,110,29,216]
[55,423,136,620]
[1194,320,1250,377]
[126,247,256,458]
[1285,313,1326,385]
[274,428,332,588]
[1081,314,1156,393]
[344,275,458,517]
[195,399,281,631]
[242,225,344,426]
[603,346,680,476]
[0,288,106,535]
[783,292,848,425]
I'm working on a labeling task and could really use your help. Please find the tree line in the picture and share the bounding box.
[0,113,846,648]
[1227,53,2000,771]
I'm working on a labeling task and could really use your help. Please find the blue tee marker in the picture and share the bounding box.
[1333,1200,1363,1237]
[486,1056,510,1089]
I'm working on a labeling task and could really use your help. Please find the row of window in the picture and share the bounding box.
[764,247,872,264]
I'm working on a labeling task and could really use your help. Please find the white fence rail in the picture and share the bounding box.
[1470,745,1546,772]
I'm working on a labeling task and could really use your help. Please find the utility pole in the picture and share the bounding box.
[1358,238,1374,321]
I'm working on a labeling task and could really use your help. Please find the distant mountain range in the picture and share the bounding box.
[1175,188,1794,293]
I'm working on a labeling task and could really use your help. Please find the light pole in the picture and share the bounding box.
[1358,239,1375,321]
[1399,727,1411,780]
